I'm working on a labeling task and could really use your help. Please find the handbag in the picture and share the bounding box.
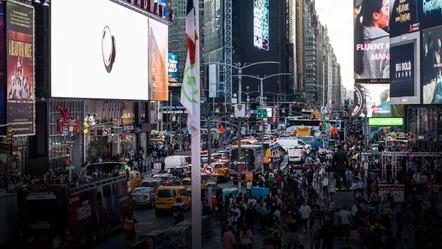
[123,218,134,231]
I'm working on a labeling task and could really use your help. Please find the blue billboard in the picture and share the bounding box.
[168,53,179,83]
[419,0,442,29]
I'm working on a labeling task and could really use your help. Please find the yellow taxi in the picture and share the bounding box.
[155,186,190,216]
[212,163,230,182]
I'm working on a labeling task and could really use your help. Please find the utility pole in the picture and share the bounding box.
[169,91,172,131]
[207,118,212,164]
[237,63,242,192]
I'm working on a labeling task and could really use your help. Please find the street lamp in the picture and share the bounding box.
[233,73,292,176]
[202,61,280,110]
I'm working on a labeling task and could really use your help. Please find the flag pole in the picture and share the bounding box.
[191,0,202,248]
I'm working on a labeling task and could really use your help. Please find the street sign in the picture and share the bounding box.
[103,128,110,136]
[257,109,267,119]
[204,164,215,175]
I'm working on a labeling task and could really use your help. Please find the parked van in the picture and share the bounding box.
[164,156,191,169]
[276,138,309,152]
[155,186,191,216]
[288,148,303,164]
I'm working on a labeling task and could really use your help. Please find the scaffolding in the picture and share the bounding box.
[224,0,232,104]
[381,151,442,182]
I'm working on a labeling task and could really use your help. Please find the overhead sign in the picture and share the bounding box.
[204,164,214,175]
[368,118,404,126]
[257,109,267,119]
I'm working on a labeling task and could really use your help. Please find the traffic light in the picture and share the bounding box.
[111,127,115,136]
[383,127,388,133]
[6,128,14,143]
[66,147,71,157]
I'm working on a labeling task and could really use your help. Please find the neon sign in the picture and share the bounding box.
[253,0,269,51]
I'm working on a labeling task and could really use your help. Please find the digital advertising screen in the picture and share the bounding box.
[6,1,35,136]
[148,18,169,101]
[422,26,442,104]
[118,0,168,19]
[168,53,178,83]
[236,0,283,94]
[390,42,415,97]
[418,0,442,29]
[389,0,419,37]
[253,0,269,51]
[352,83,404,118]
[0,3,5,135]
[51,0,149,100]
[354,0,390,80]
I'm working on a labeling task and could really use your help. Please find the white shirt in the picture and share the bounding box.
[299,205,312,219]
[339,210,351,225]
[246,181,252,190]
[322,178,329,187]
[230,207,241,218]
[351,205,358,216]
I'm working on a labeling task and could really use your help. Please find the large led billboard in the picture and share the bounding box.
[235,0,283,94]
[119,0,168,20]
[148,18,168,101]
[422,25,442,104]
[6,1,35,136]
[418,0,442,29]
[390,42,414,97]
[0,3,6,135]
[354,0,390,80]
[168,53,179,83]
[353,83,404,118]
[253,0,269,51]
[389,0,419,37]
[390,31,420,104]
[51,0,150,100]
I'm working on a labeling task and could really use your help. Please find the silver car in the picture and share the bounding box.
[131,187,155,208]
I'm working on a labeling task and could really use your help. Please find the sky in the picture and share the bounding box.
[314,0,354,92]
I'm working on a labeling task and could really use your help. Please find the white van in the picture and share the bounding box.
[276,138,309,152]
[164,156,191,169]
[288,149,303,164]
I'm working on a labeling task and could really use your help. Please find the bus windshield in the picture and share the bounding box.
[19,190,68,240]
[82,162,125,177]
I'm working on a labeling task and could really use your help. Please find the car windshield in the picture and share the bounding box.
[214,165,221,169]
[157,190,176,198]
[171,169,183,174]
[132,188,149,195]
[182,181,191,185]
[298,140,306,145]
[141,181,160,188]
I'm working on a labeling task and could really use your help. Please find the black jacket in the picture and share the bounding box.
[332,150,349,171]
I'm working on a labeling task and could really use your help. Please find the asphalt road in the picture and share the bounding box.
[94,174,360,249]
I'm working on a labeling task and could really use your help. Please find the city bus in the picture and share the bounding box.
[18,173,129,248]
[230,145,263,172]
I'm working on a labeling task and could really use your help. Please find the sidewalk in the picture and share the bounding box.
[202,225,358,249]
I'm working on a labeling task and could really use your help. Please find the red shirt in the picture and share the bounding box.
[223,231,236,249]
[212,198,219,209]
[277,176,283,186]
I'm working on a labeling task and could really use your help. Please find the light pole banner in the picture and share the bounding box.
[234,104,246,118]
[208,64,217,97]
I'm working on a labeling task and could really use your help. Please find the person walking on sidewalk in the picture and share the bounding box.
[223,225,236,249]
[299,202,312,233]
